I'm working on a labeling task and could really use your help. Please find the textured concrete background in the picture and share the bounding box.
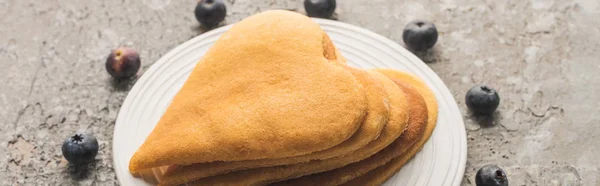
[1,0,599,185]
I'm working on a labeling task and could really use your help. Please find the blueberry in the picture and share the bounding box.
[304,0,336,19]
[465,85,500,115]
[105,47,141,80]
[402,20,438,51]
[476,164,508,186]
[61,132,99,165]
[194,0,226,29]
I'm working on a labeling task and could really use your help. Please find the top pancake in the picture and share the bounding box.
[158,67,389,186]
[128,10,368,172]
[275,71,429,186]
[183,69,409,186]
[343,69,439,185]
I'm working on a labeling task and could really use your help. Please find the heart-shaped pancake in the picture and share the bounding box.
[128,10,368,172]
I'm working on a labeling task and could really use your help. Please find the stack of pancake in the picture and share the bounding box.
[128,10,438,186]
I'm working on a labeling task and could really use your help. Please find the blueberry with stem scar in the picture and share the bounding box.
[465,85,500,115]
[402,20,438,51]
[476,164,508,186]
[62,132,99,165]
[105,47,141,80]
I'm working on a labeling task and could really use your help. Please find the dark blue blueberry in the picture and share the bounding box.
[476,164,508,186]
[465,85,500,115]
[106,47,141,80]
[304,0,336,19]
[402,20,438,51]
[61,132,99,165]
[194,0,226,29]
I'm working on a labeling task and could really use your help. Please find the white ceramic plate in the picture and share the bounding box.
[113,18,466,186]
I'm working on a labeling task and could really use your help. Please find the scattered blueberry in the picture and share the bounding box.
[62,132,99,165]
[105,47,141,80]
[194,0,226,29]
[402,20,438,51]
[476,164,508,186]
[304,0,336,19]
[465,85,500,115]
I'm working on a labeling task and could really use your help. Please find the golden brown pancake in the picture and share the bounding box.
[183,70,409,186]
[158,67,389,186]
[128,10,368,172]
[375,69,438,125]
[275,73,429,186]
[322,33,347,65]
[342,69,439,185]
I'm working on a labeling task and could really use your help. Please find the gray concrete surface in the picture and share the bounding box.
[1,0,599,185]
